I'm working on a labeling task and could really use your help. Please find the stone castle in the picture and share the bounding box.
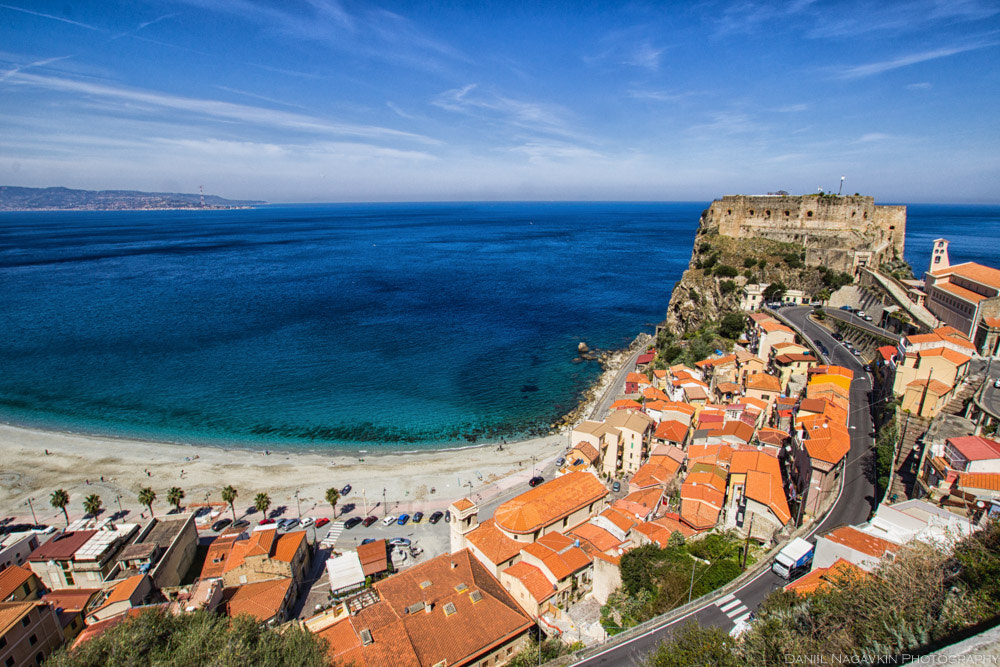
[701,194,906,274]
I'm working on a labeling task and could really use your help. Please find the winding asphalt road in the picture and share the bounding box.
[576,306,876,666]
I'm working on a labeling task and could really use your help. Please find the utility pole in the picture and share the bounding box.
[838,176,845,196]
[294,490,301,520]
[115,494,123,514]
[26,497,37,524]
[688,558,696,603]
[382,488,387,517]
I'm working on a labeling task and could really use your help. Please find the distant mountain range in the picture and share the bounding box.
[0,186,266,211]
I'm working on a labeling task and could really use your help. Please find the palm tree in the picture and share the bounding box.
[83,494,103,518]
[254,492,271,518]
[138,487,156,518]
[325,488,340,518]
[167,486,185,513]
[221,485,238,522]
[50,489,70,526]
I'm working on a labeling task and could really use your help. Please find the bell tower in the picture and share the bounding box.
[449,498,479,553]
[930,238,950,273]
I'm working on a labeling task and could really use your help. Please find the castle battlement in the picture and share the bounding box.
[702,194,906,274]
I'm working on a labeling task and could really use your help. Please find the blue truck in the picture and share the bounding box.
[771,537,814,580]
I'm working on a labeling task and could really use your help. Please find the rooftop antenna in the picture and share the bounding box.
[838,176,845,196]
[199,185,205,208]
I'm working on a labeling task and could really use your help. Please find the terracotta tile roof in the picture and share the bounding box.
[452,498,475,512]
[797,415,851,465]
[27,530,97,562]
[643,386,671,402]
[223,578,292,622]
[683,385,709,401]
[0,565,35,601]
[632,521,673,547]
[613,488,662,519]
[956,472,1000,491]
[571,441,600,463]
[653,419,688,443]
[823,526,900,558]
[742,396,769,412]
[749,313,777,324]
[936,280,988,303]
[651,514,698,538]
[568,523,624,553]
[653,369,667,379]
[687,443,734,465]
[680,464,727,530]
[729,451,791,524]
[464,519,522,566]
[244,526,276,557]
[502,561,555,603]
[651,444,686,463]
[337,549,533,667]
[785,558,864,595]
[878,345,898,361]
[201,533,241,579]
[493,472,608,535]
[716,381,742,394]
[759,320,794,334]
[983,317,1000,328]
[906,378,953,396]
[522,533,591,581]
[707,420,755,444]
[697,413,725,430]
[932,261,1000,288]
[357,540,390,577]
[812,365,854,380]
[41,588,100,613]
[756,427,789,447]
[636,352,655,365]
[626,372,650,385]
[599,508,636,534]
[102,574,146,606]
[610,398,643,411]
[0,601,37,635]
[798,397,828,414]
[318,617,365,666]
[948,436,1000,462]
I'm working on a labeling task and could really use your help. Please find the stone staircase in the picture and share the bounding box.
[889,414,931,503]
[940,374,984,417]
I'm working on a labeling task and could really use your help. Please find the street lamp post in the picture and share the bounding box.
[294,490,301,520]
[26,497,37,524]
[382,488,387,517]
[115,494,123,514]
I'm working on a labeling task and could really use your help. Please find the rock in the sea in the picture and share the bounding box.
[578,341,589,353]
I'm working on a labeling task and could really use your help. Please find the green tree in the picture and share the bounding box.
[325,487,340,518]
[643,623,739,667]
[221,485,238,522]
[166,486,185,513]
[762,281,787,302]
[718,312,747,340]
[254,492,272,518]
[817,288,831,302]
[50,489,70,526]
[138,487,156,518]
[714,264,739,278]
[83,494,103,518]
[47,607,328,667]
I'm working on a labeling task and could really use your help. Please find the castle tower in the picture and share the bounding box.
[448,498,479,554]
[930,238,950,273]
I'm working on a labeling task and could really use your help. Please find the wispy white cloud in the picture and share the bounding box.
[853,132,892,143]
[0,55,71,83]
[213,85,310,110]
[5,72,439,145]
[586,28,668,72]
[137,13,180,31]
[836,41,998,78]
[432,84,587,142]
[774,103,809,113]
[626,89,693,103]
[906,81,933,90]
[0,3,100,31]
[507,141,606,163]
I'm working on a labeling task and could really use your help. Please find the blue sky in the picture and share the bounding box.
[1,1,998,203]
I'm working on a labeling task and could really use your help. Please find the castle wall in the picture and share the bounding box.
[704,195,906,273]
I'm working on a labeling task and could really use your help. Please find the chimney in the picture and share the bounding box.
[450,561,457,569]
[424,602,432,613]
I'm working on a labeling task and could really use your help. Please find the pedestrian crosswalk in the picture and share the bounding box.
[320,521,345,548]
[715,593,752,625]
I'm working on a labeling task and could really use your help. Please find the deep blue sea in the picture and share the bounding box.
[0,202,996,451]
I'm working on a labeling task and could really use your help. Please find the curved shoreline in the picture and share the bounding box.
[0,333,642,525]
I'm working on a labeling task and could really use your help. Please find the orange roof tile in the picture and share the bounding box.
[651,514,699,539]
[272,530,306,563]
[729,451,791,524]
[599,508,637,534]
[936,280,988,303]
[742,396,769,412]
[626,372,650,385]
[918,347,972,365]
[522,533,591,581]
[823,526,900,558]
[983,317,1000,328]
[571,441,600,463]
[502,562,555,603]
[0,565,35,601]
[632,521,673,548]
[906,378,953,396]
[756,427,789,447]
[707,420,755,444]
[653,419,688,443]
[493,472,608,535]
[223,578,292,622]
[464,519,522,566]
[643,386,671,402]
[104,574,146,605]
[687,443,734,465]
[568,523,624,553]
[653,369,667,379]
[716,382,742,394]
[610,399,643,411]
[630,458,681,490]
[956,472,1000,492]
[760,320,794,334]
[785,558,864,595]
[797,415,851,465]
[932,262,1000,288]
[452,498,475,512]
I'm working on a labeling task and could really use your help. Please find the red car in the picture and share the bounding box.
[362,515,378,527]
[259,518,275,525]
[315,518,330,528]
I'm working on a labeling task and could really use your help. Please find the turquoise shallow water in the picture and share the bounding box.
[0,201,995,450]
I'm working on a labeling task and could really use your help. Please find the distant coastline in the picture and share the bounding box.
[0,185,264,211]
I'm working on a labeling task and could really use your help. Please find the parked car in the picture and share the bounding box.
[396,514,410,526]
[361,538,376,545]
[389,537,411,547]
[381,515,397,526]
[555,457,566,466]
[852,349,861,356]
[445,509,451,523]
[259,518,275,525]
[864,364,872,372]
[341,484,352,496]
[428,511,444,524]
[840,305,853,311]
[857,311,866,318]
[212,518,231,532]
[231,520,249,530]
[344,517,362,529]
[994,378,1000,388]
[33,525,57,534]
[832,332,844,341]
[612,481,621,493]
[362,515,378,527]
[300,517,315,528]
[315,517,330,528]
[864,315,873,321]
[412,512,424,523]
[528,476,544,487]
[283,518,300,530]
